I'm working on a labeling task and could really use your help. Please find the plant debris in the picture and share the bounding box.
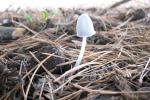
[0,6,150,100]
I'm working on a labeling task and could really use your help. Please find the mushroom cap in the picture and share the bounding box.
[76,13,95,37]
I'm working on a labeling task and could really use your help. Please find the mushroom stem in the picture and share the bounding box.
[75,37,87,67]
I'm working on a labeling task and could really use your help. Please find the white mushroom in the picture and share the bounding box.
[75,13,95,67]
[54,14,96,82]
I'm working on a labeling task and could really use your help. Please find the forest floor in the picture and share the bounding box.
[0,4,150,100]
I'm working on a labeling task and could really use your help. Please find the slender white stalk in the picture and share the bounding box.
[75,37,87,67]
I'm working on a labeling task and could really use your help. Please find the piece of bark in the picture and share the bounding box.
[0,26,26,42]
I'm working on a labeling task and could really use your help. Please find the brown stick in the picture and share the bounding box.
[109,0,131,9]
